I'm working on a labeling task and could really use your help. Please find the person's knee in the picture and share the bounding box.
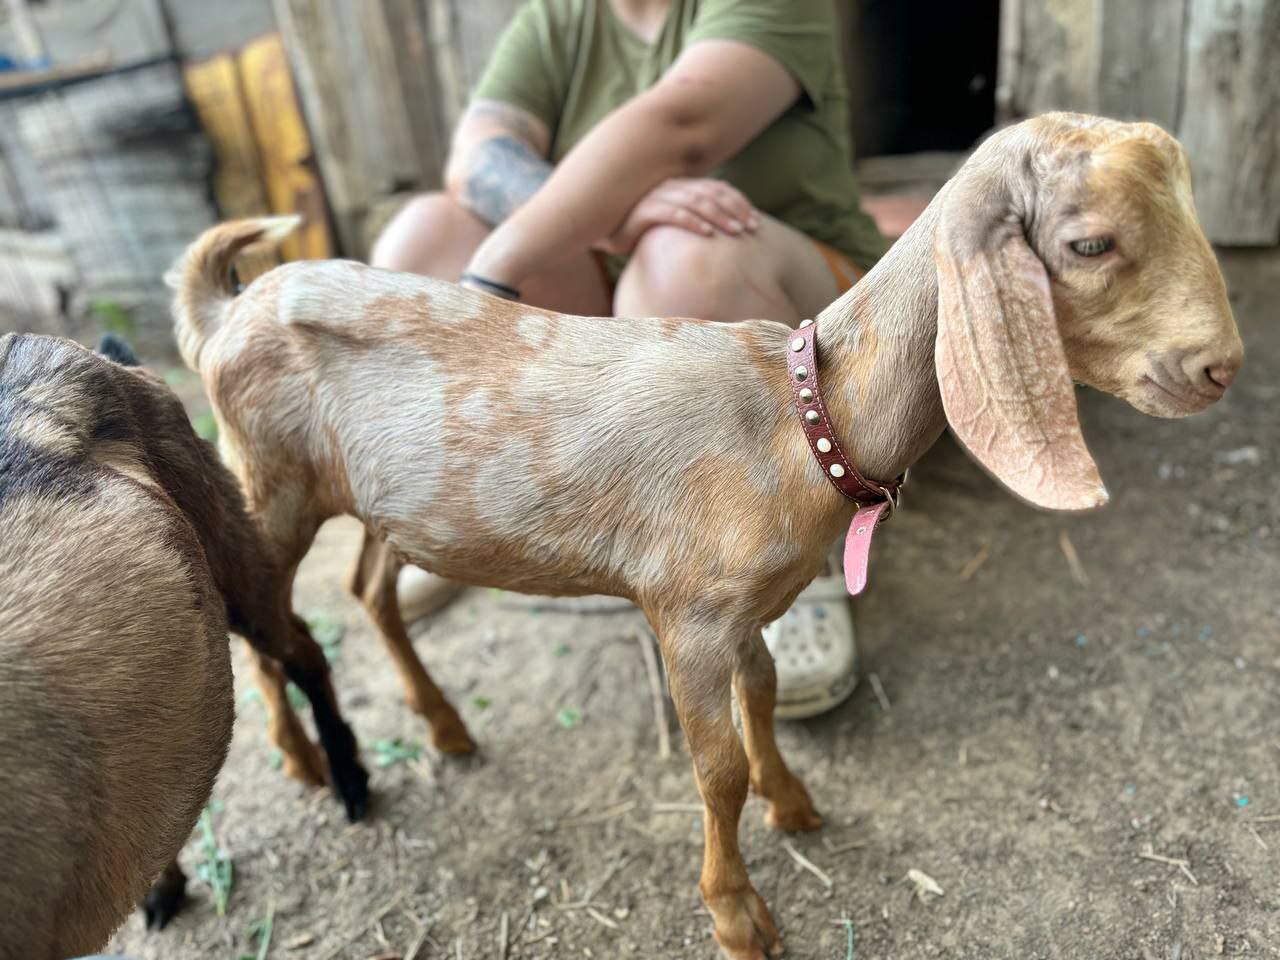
[616,226,747,322]
[369,192,487,276]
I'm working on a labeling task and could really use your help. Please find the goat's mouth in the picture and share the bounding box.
[1136,373,1221,416]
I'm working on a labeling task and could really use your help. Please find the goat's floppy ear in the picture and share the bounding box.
[933,168,1108,511]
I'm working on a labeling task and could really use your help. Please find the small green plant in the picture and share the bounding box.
[162,367,196,388]
[90,298,133,335]
[192,410,219,442]
[237,899,275,960]
[305,611,346,663]
[472,695,492,710]
[372,737,422,768]
[195,807,233,916]
[556,707,583,729]
[838,916,856,959]
[553,643,572,657]
[285,683,310,712]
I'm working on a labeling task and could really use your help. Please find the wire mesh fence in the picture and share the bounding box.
[0,58,216,353]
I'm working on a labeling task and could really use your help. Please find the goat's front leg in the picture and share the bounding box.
[347,530,474,754]
[660,622,782,960]
[734,632,821,832]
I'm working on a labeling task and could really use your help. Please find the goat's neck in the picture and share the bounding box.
[813,200,949,483]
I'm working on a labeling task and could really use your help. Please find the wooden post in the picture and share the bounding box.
[4,0,48,62]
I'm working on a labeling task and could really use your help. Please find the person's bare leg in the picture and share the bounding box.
[613,215,838,324]
[371,192,611,315]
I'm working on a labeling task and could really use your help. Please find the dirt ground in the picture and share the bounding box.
[110,250,1278,960]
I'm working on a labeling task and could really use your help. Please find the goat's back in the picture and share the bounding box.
[0,336,234,959]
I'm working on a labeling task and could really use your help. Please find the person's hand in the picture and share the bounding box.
[599,177,759,255]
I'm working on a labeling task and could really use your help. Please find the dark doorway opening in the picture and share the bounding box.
[846,0,1001,157]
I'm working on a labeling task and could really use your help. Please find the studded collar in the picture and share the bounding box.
[787,318,902,595]
[787,318,901,507]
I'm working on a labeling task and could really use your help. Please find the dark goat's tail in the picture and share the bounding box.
[95,332,140,367]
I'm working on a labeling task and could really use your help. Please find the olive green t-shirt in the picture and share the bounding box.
[473,0,887,270]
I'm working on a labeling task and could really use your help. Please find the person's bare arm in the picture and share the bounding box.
[444,99,553,227]
[464,39,801,289]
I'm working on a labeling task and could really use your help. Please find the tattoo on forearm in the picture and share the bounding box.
[462,135,553,226]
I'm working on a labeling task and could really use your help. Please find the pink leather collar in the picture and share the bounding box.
[787,319,901,595]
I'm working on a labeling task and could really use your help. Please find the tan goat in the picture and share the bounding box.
[0,333,367,959]
[171,114,1242,959]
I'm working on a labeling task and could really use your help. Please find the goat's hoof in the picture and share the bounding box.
[331,755,372,823]
[762,777,822,832]
[432,722,477,756]
[142,867,187,931]
[281,738,329,788]
[707,887,783,960]
[765,801,822,833]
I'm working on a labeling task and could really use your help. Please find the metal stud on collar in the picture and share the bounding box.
[787,318,902,508]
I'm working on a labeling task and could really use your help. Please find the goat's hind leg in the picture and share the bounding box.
[735,631,821,832]
[224,492,370,821]
[233,601,371,821]
[142,858,187,931]
[348,530,475,754]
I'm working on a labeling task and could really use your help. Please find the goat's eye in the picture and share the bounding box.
[1069,236,1115,257]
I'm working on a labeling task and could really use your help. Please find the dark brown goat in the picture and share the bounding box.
[0,333,367,959]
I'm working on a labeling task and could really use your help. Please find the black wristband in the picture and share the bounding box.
[460,272,522,301]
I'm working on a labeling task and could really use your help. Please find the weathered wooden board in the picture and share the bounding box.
[238,32,334,262]
[159,0,276,61]
[1179,0,1280,245]
[274,0,447,258]
[1097,0,1188,130]
[1004,0,1096,116]
[0,227,78,335]
[0,0,169,68]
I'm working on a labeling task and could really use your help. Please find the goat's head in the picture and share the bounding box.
[932,112,1243,511]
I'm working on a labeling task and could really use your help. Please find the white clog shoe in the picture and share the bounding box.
[763,573,858,719]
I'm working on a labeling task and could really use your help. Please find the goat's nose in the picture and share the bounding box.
[1205,359,1239,389]
[1178,345,1241,393]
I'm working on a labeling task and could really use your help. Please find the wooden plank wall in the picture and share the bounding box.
[275,0,522,259]
[275,0,447,257]
[1001,0,1279,245]
[1179,0,1280,244]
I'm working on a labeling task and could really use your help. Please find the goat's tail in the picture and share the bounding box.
[167,215,300,372]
